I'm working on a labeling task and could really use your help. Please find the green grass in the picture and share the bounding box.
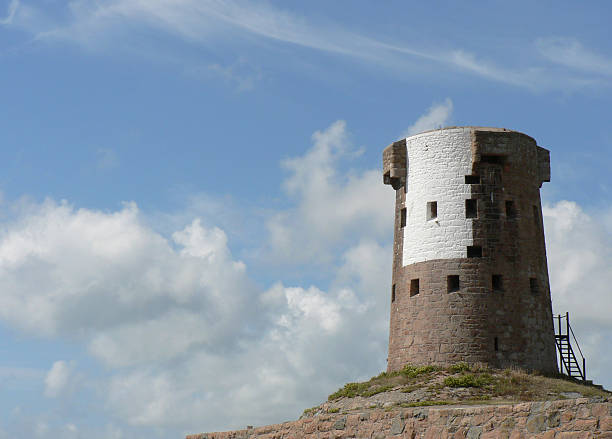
[444,373,493,388]
[326,363,610,404]
[328,364,439,401]
[447,362,471,373]
[302,406,318,417]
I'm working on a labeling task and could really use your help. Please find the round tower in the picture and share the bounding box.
[382,127,557,373]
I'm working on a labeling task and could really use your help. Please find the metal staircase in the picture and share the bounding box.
[554,312,586,381]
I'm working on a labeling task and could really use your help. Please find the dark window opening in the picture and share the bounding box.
[533,205,539,228]
[467,245,482,258]
[529,278,538,294]
[481,154,507,165]
[492,275,503,292]
[400,208,407,228]
[391,284,396,302]
[427,201,438,221]
[505,200,517,219]
[447,275,460,293]
[465,175,480,184]
[494,337,499,352]
[410,279,420,297]
[466,199,478,219]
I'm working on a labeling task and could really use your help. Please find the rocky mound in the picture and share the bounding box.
[301,363,610,418]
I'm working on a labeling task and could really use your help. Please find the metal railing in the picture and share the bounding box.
[553,312,586,381]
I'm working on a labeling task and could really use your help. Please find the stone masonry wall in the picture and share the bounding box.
[187,398,611,439]
[385,127,556,373]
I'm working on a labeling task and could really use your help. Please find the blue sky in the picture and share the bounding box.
[1,1,612,437]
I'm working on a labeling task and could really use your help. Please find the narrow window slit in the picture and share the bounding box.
[492,275,503,292]
[466,199,477,218]
[427,201,438,221]
[529,278,538,294]
[465,175,480,184]
[506,200,517,219]
[410,279,420,297]
[400,208,407,228]
[494,337,499,352]
[391,284,396,302]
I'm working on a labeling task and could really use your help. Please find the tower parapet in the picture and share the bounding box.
[383,126,557,373]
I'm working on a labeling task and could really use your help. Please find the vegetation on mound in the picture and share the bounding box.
[444,373,493,388]
[328,364,439,400]
[327,362,609,403]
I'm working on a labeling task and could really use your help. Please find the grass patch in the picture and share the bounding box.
[327,365,610,403]
[400,364,439,378]
[447,362,471,373]
[401,385,418,393]
[362,384,395,397]
[328,382,372,400]
[302,406,318,417]
[444,373,492,388]
[328,364,438,401]
[327,408,340,413]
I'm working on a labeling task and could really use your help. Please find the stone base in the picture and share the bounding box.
[187,398,611,439]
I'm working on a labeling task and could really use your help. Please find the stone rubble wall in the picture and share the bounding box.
[187,398,611,439]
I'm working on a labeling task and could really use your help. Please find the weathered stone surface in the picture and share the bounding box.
[333,417,346,430]
[390,417,405,435]
[187,399,611,439]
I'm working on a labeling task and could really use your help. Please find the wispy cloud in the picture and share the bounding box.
[3,0,607,91]
[186,58,262,92]
[0,0,19,25]
[537,37,612,76]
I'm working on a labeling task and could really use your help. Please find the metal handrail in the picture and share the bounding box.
[553,312,586,380]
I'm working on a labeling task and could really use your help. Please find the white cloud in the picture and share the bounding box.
[403,98,453,137]
[0,200,255,370]
[0,193,387,431]
[544,200,612,389]
[537,37,612,77]
[1,114,610,436]
[266,120,394,264]
[4,1,603,90]
[44,360,73,398]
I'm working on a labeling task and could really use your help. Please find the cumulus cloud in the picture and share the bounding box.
[402,98,453,137]
[0,191,389,431]
[0,200,253,351]
[1,113,611,437]
[544,201,612,389]
[266,120,394,264]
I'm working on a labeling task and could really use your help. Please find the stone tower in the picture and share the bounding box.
[382,127,557,373]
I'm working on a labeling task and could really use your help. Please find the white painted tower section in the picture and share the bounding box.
[403,127,474,266]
